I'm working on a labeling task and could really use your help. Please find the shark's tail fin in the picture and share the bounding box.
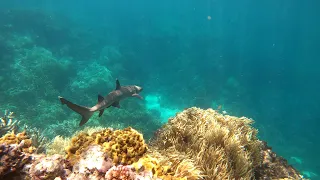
[58,96,94,126]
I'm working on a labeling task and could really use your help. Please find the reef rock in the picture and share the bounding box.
[254,141,304,180]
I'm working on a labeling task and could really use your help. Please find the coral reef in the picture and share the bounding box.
[0,107,305,180]
[8,46,71,98]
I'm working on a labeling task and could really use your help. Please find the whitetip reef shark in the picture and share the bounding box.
[58,79,143,126]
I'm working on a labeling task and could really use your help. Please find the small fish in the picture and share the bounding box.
[58,79,143,126]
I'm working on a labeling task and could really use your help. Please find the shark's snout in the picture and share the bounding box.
[134,85,143,92]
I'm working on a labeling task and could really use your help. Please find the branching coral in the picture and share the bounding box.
[22,124,49,154]
[0,110,18,136]
[150,107,262,179]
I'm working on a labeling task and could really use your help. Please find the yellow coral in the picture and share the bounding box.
[65,131,94,165]
[65,125,202,178]
[102,127,147,165]
[150,107,262,180]
[65,127,147,166]
[0,131,36,153]
[132,148,203,180]
[46,135,70,156]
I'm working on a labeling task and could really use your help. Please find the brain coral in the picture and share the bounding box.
[150,107,262,180]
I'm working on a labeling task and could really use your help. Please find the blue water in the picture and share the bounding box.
[0,0,319,178]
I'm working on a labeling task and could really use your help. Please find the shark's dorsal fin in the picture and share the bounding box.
[112,101,120,108]
[98,95,104,103]
[116,79,121,90]
[99,109,105,117]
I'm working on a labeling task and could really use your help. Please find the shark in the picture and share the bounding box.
[58,79,143,126]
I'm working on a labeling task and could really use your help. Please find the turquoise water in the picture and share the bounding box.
[0,0,319,178]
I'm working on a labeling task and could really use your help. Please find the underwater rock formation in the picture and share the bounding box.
[254,141,304,179]
[0,142,32,177]
[0,107,305,180]
[26,154,68,179]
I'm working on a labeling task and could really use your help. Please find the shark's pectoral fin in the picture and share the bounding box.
[115,79,121,90]
[112,101,120,108]
[99,109,105,117]
[132,93,143,100]
[98,95,104,103]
